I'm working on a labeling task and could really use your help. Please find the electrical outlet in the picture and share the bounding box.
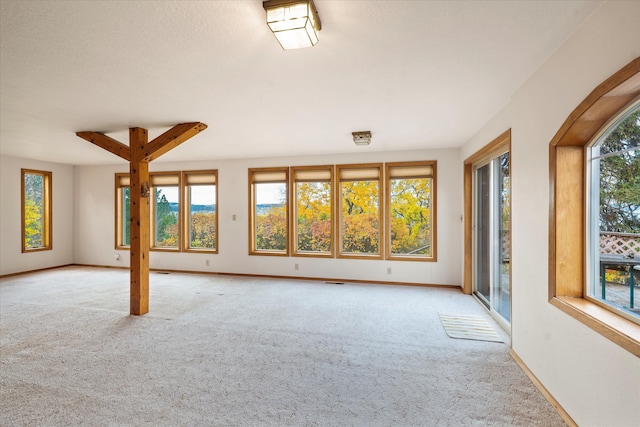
[294,263,299,271]
[114,253,121,261]
[205,259,210,267]
[387,267,392,275]
[232,214,237,221]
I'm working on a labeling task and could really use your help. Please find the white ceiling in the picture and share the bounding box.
[0,0,603,165]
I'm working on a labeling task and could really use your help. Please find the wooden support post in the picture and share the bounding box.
[76,122,206,315]
[129,128,150,315]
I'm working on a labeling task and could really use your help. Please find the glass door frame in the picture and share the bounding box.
[471,150,511,329]
[472,159,493,309]
[463,130,512,333]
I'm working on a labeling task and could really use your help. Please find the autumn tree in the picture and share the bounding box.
[296,182,331,252]
[341,181,379,254]
[23,173,44,248]
[389,178,432,255]
[256,204,287,251]
[24,198,42,248]
[190,212,216,249]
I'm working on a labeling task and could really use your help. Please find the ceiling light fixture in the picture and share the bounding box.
[352,131,372,146]
[263,0,322,50]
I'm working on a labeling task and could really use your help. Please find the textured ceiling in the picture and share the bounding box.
[0,0,603,165]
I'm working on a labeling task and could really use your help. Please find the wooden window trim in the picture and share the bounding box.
[291,165,334,258]
[21,169,52,252]
[336,163,384,260]
[549,57,640,356]
[182,170,218,254]
[115,172,130,249]
[248,167,290,256]
[385,161,438,262]
[463,130,511,295]
[150,171,181,252]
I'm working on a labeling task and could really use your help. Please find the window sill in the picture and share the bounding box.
[249,251,288,256]
[292,252,333,258]
[22,247,52,253]
[184,248,217,254]
[150,247,180,252]
[337,253,383,260]
[550,296,640,357]
[387,255,437,262]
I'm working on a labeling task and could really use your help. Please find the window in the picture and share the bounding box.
[183,171,218,253]
[337,164,382,258]
[115,173,130,248]
[116,170,218,253]
[21,169,52,252]
[292,166,334,257]
[151,173,180,250]
[386,161,436,261]
[248,162,437,260]
[249,167,289,255]
[549,57,640,356]
[586,101,639,322]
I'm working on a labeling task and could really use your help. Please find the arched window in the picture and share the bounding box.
[586,102,639,322]
[549,57,640,356]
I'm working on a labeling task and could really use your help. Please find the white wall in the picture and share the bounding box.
[461,2,640,426]
[0,155,74,275]
[73,148,463,286]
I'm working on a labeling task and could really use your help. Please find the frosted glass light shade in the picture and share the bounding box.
[263,0,321,50]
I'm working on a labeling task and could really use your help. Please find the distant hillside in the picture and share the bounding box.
[256,203,284,215]
[166,203,281,215]
[168,203,215,213]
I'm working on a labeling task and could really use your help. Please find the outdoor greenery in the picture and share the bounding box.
[296,182,331,252]
[389,178,432,255]
[341,181,380,254]
[598,106,640,234]
[256,203,287,251]
[189,211,217,249]
[597,106,639,291]
[123,187,130,246]
[155,189,178,247]
[120,186,216,249]
[254,174,434,256]
[23,173,44,249]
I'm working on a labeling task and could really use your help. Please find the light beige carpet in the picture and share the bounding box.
[0,266,565,426]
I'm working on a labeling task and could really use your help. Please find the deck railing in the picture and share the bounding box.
[600,231,640,256]
[599,232,639,313]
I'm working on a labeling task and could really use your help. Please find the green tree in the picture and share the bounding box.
[598,107,640,233]
[155,189,178,246]
[123,187,130,246]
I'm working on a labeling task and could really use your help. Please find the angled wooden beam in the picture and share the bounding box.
[77,122,206,316]
[140,122,207,162]
[76,131,131,162]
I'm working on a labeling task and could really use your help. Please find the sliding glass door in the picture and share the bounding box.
[473,152,511,325]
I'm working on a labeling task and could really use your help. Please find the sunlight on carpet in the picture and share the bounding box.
[439,313,503,343]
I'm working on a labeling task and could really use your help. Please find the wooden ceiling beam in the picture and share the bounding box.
[75,131,132,162]
[76,122,206,315]
[140,122,208,162]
